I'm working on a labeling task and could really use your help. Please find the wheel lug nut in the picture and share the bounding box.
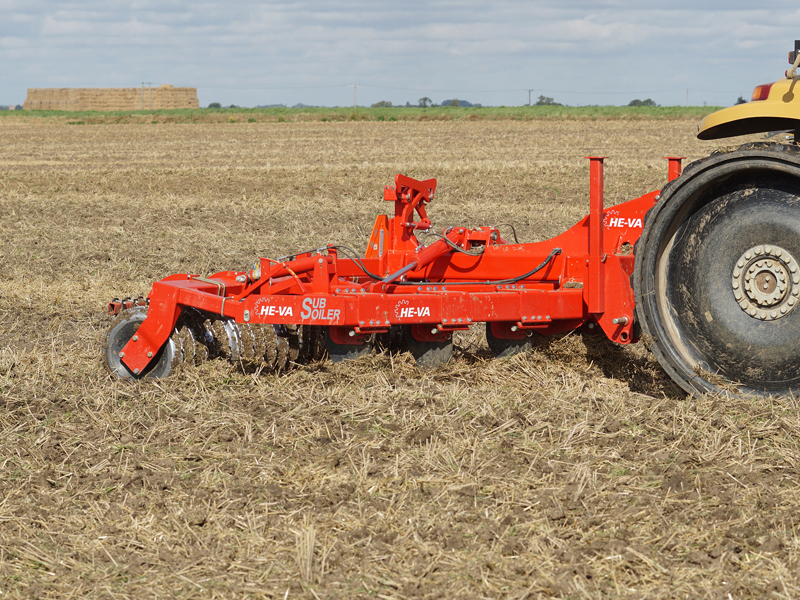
[765,246,772,254]
[771,311,778,318]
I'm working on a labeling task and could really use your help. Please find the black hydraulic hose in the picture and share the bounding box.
[330,244,386,280]
[332,244,561,287]
[396,247,562,286]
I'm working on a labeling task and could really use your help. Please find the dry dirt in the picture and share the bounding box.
[1,118,799,599]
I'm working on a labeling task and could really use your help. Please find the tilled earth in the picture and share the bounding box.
[2,117,799,599]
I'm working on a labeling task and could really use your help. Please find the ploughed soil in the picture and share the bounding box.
[2,117,798,599]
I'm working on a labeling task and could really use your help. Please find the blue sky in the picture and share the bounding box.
[2,1,799,108]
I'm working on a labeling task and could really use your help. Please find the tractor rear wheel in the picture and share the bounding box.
[634,142,800,396]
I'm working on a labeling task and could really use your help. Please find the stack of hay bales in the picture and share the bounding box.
[23,85,199,111]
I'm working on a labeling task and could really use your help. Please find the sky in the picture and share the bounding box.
[2,1,799,108]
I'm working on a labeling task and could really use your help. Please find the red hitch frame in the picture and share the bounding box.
[114,160,680,375]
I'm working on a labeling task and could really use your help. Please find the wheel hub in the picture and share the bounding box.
[732,245,800,320]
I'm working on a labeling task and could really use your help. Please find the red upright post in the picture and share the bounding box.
[665,157,684,182]
[587,157,607,314]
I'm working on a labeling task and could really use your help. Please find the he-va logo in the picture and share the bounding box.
[397,306,431,318]
[604,210,642,229]
[394,299,431,319]
[258,304,294,317]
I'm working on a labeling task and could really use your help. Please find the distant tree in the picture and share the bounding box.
[208,102,221,109]
[735,96,747,105]
[228,104,238,109]
[628,98,657,107]
[371,100,392,107]
[418,97,432,108]
[448,99,461,107]
[13,105,22,110]
[535,95,560,106]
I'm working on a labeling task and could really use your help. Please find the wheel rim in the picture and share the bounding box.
[730,244,800,320]
[105,308,174,379]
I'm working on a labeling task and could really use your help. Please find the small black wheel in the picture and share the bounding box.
[635,143,800,396]
[405,325,452,368]
[104,308,175,379]
[324,327,370,363]
[486,322,531,358]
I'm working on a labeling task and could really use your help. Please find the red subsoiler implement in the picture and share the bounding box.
[104,45,800,398]
[107,157,668,379]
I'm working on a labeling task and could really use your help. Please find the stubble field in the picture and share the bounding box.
[1,116,799,599]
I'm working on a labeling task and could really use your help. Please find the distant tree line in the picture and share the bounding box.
[627,98,657,107]
[534,95,560,106]
[206,94,748,110]
[367,98,483,108]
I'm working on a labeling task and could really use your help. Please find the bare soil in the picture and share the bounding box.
[2,118,798,599]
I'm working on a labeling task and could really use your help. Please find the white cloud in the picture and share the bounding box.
[0,0,798,106]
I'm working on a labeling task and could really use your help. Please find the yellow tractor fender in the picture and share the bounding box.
[698,77,800,140]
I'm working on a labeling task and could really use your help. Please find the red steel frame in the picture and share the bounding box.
[111,157,684,375]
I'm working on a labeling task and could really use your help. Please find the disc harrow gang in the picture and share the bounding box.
[105,304,313,379]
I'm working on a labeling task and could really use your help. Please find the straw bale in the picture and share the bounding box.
[23,85,199,111]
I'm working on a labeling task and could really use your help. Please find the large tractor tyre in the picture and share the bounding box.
[634,142,800,396]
